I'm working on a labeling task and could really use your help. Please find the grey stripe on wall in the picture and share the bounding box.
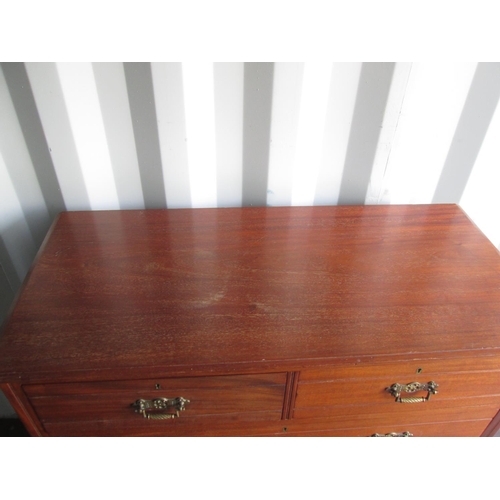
[1,63,66,221]
[338,63,395,205]
[214,62,244,207]
[242,63,274,207]
[123,63,166,209]
[432,62,500,204]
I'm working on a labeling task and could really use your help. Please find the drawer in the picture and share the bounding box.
[286,402,498,433]
[279,419,491,437]
[294,357,500,420]
[24,372,287,436]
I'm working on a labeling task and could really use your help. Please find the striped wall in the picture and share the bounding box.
[1,62,500,415]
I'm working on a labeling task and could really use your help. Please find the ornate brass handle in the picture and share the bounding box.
[386,381,438,403]
[371,432,413,437]
[131,396,190,419]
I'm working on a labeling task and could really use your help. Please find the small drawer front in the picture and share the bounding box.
[41,418,289,437]
[24,373,287,435]
[280,419,491,437]
[288,403,498,434]
[294,357,500,421]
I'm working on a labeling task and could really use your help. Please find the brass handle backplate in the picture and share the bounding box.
[371,431,413,437]
[386,381,438,403]
[131,396,190,419]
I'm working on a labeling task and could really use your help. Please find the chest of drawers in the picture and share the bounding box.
[1,204,500,437]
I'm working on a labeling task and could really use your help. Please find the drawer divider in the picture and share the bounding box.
[282,372,300,420]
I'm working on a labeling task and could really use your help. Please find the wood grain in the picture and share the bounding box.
[1,205,500,384]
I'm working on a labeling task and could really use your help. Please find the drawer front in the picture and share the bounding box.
[287,403,497,433]
[24,373,287,436]
[279,419,491,437]
[294,357,500,420]
[41,418,290,437]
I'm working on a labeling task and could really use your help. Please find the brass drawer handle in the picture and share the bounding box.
[131,396,190,419]
[386,381,438,403]
[371,431,413,437]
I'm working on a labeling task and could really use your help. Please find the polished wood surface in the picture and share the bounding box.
[2,204,500,436]
[1,204,500,384]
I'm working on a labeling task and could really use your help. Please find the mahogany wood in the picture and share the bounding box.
[1,205,500,436]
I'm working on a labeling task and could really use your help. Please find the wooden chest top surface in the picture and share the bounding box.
[1,204,500,383]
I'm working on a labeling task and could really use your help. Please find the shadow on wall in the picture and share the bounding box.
[0,211,58,326]
[0,236,20,417]
[0,216,57,417]
[0,391,16,418]
[0,236,18,325]
[433,62,500,203]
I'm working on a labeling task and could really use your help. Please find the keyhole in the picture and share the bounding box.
[155,383,161,390]
[416,368,423,374]
[283,427,288,432]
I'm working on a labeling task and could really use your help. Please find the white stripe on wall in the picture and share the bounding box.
[267,62,303,207]
[291,62,333,207]
[381,63,477,204]
[182,62,218,208]
[460,86,500,248]
[214,62,244,207]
